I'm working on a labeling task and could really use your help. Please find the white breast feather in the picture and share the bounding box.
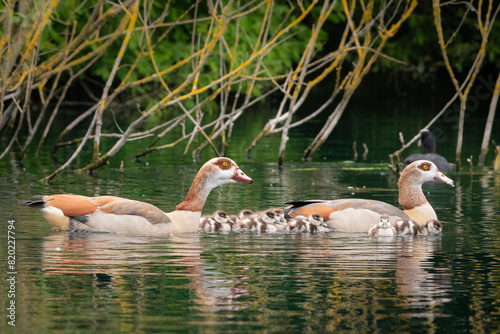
[404,203,438,225]
[377,226,396,236]
[41,206,70,230]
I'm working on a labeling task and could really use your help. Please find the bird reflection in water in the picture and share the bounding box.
[41,232,251,313]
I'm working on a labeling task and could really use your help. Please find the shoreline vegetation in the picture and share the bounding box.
[0,1,498,181]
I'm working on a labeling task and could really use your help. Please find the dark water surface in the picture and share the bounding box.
[1,158,500,333]
[1,87,500,332]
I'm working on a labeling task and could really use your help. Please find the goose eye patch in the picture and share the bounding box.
[215,159,232,169]
[419,163,430,171]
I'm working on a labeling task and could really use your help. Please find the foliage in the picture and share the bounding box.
[0,0,498,180]
[374,1,500,82]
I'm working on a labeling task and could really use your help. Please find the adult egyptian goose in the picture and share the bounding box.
[285,160,454,232]
[403,129,452,172]
[20,157,252,235]
[367,214,397,237]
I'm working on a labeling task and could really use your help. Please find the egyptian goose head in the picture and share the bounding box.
[398,160,453,225]
[176,158,253,212]
[21,157,252,235]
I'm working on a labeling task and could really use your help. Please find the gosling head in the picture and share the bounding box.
[261,210,277,225]
[378,214,391,228]
[425,219,442,235]
[308,213,327,227]
[213,211,231,223]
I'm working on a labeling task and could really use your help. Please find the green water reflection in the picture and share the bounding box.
[1,158,500,333]
[1,90,500,332]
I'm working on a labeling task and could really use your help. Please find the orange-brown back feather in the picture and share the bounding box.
[43,194,97,217]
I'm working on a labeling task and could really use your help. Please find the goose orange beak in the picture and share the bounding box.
[434,171,454,187]
[233,167,253,184]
